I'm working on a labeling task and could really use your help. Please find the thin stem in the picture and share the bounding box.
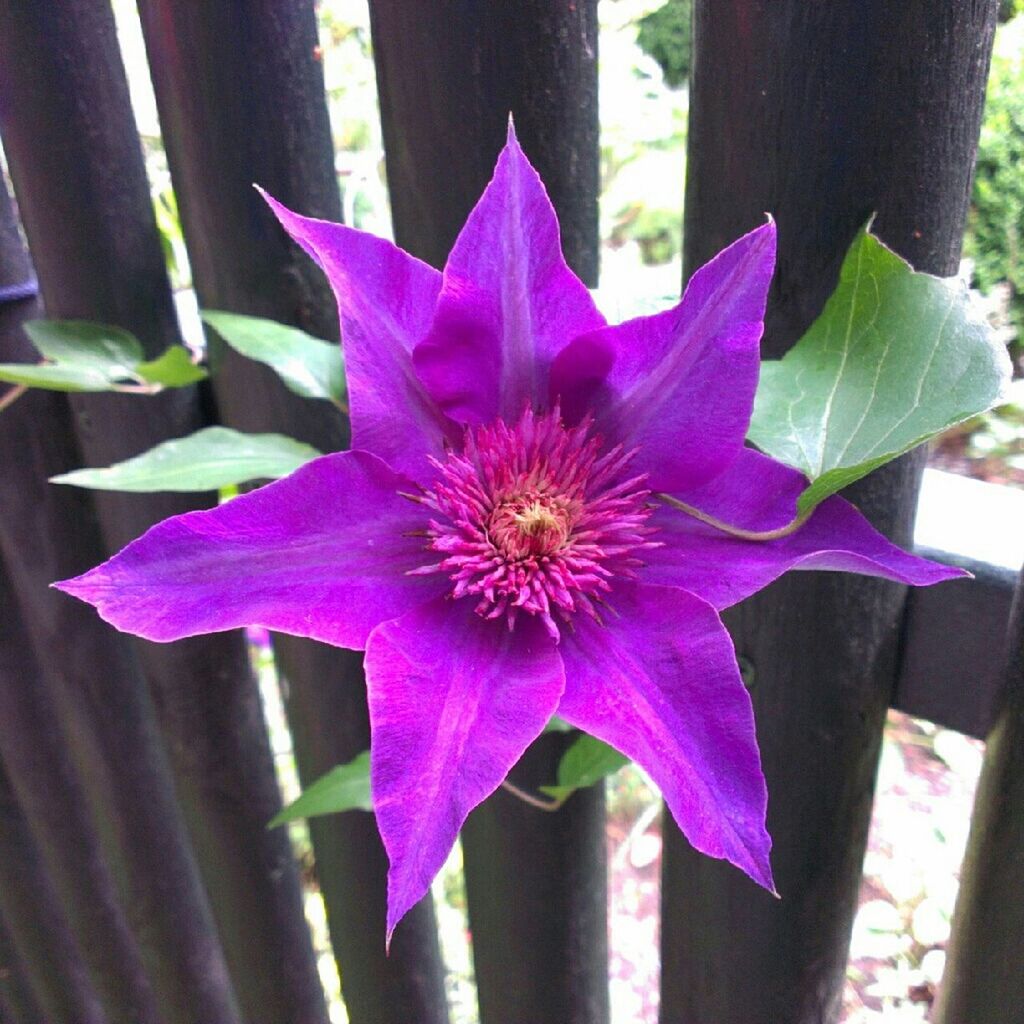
[656,492,811,542]
[0,384,27,414]
[111,381,163,395]
[500,779,566,813]
[331,396,350,417]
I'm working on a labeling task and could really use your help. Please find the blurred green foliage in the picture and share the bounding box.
[1001,0,1024,22]
[636,0,693,89]
[966,16,1024,342]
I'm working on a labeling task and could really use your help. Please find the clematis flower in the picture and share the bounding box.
[56,123,961,940]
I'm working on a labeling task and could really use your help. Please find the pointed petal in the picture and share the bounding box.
[551,221,776,493]
[55,451,445,648]
[260,190,456,483]
[558,582,774,890]
[645,448,965,608]
[412,122,605,425]
[365,599,564,939]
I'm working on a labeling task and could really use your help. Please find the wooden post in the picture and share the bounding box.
[0,747,106,1024]
[0,913,44,1024]
[0,553,160,1024]
[134,3,451,1021]
[659,4,999,1023]
[932,567,1024,1024]
[0,5,325,1022]
[369,5,608,1022]
[0,173,162,1024]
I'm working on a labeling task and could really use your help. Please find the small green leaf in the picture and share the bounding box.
[136,346,208,386]
[0,320,147,392]
[50,426,321,492]
[0,362,122,392]
[25,320,144,371]
[543,716,574,734]
[202,310,346,405]
[269,752,373,827]
[539,733,630,800]
[748,229,1011,515]
[0,321,206,394]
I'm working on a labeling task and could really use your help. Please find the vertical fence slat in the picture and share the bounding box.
[0,4,331,1023]
[0,750,106,1024]
[0,338,242,1024]
[0,184,163,1024]
[368,6,608,1023]
[0,913,44,1024]
[659,4,999,1023]
[133,4,452,1021]
[370,1,600,286]
[933,565,1024,1023]
[0,557,160,1024]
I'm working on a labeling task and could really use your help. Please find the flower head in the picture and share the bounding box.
[56,123,962,940]
[414,406,657,636]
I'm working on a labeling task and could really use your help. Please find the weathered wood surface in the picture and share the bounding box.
[0,175,163,1024]
[0,4,325,1022]
[370,4,607,1022]
[896,551,1017,738]
[0,744,105,1024]
[0,911,44,1024]
[135,3,450,1020]
[933,567,1024,1024]
[660,3,999,1023]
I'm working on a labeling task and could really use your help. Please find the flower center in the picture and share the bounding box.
[410,407,658,638]
[491,496,570,558]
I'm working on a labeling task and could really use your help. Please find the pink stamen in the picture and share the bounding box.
[412,407,660,638]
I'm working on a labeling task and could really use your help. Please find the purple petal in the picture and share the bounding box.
[365,599,564,940]
[557,582,774,890]
[260,190,457,483]
[644,448,966,608]
[55,451,445,648]
[412,121,605,425]
[551,221,776,493]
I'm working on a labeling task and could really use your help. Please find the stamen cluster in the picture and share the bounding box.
[412,408,659,637]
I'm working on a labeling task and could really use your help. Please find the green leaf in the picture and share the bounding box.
[0,363,123,392]
[136,346,208,386]
[748,229,1012,515]
[25,320,144,370]
[0,320,146,392]
[539,734,630,800]
[543,716,574,734]
[0,321,206,394]
[202,310,346,405]
[50,426,321,492]
[269,752,373,827]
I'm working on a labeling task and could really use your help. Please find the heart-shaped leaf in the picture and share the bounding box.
[202,310,346,406]
[50,426,321,492]
[539,733,630,800]
[269,752,373,827]
[748,229,1011,515]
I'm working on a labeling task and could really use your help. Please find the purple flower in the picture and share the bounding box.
[56,124,960,940]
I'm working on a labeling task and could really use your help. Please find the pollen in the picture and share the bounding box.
[410,407,659,638]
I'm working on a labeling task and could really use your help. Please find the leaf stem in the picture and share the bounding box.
[500,779,566,813]
[0,384,27,414]
[331,396,350,417]
[111,381,163,395]
[656,493,810,541]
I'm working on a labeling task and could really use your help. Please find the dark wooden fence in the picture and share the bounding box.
[0,2,1018,1023]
